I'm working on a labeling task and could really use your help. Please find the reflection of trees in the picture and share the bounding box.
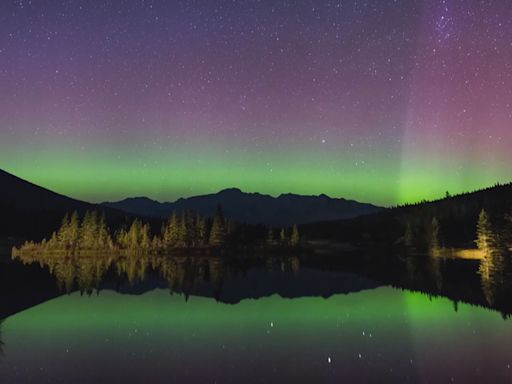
[154,256,179,291]
[403,222,414,248]
[427,216,443,291]
[15,252,113,294]
[428,217,441,253]
[400,216,444,291]
[478,250,505,305]
[52,258,76,293]
[13,248,303,302]
[427,253,443,292]
[149,256,225,300]
[404,256,417,283]
[265,256,301,275]
[116,253,150,285]
[0,320,4,361]
[479,256,494,304]
[65,257,110,294]
[290,257,301,276]
[208,258,225,300]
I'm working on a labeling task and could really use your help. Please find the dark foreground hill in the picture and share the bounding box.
[301,182,512,249]
[0,169,131,240]
[102,188,383,227]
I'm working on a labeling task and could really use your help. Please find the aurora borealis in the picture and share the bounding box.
[1,1,511,205]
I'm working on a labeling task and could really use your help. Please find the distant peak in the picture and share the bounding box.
[104,196,160,205]
[217,187,243,195]
[124,196,157,202]
[278,192,333,199]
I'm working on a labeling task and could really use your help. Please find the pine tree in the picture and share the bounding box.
[163,212,180,249]
[96,212,111,250]
[209,205,227,247]
[196,215,206,246]
[476,209,495,253]
[429,216,440,252]
[116,227,129,249]
[78,211,91,250]
[475,210,505,304]
[140,223,151,250]
[404,222,414,247]
[280,228,287,245]
[290,224,300,247]
[48,231,59,249]
[503,211,512,250]
[151,235,161,252]
[79,211,100,250]
[176,212,188,248]
[162,218,171,248]
[56,213,71,250]
[266,228,274,245]
[186,212,197,247]
[68,211,80,250]
[127,219,142,250]
[226,219,235,236]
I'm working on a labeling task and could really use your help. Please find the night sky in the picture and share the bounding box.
[1,0,511,206]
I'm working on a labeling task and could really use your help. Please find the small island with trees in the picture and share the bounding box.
[12,205,302,257]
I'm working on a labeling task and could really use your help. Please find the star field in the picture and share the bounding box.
[0,0,511,205]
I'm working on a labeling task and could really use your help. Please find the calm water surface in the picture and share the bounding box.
[1,253,511,383]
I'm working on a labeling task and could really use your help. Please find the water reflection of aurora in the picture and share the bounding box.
[1,287,512,383]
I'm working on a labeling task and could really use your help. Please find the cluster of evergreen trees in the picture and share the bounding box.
[266,225,300,247]
[17,211,114,253]
[402,207,512,253]
[159,207,229,249]
[403,216,441,254]
[14,206,301,255]
[398,182,512,248]
[403,208,510,305]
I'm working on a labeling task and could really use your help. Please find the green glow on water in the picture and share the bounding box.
[2,287,512,382]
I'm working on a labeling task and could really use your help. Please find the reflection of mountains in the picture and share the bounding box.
[0,319,4,359]
[13,253,381,302]
[117,266,380,304]
[1,255,382,320]
[4,251,512,320]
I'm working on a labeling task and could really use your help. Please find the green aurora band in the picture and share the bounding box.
[1,139,509,206]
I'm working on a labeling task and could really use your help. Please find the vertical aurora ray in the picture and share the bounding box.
[399,0,512,203]
[0,1,511,205]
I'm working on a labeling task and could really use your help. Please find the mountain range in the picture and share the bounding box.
[0,169,383,239]
[2,168,512,249]
[102,188,383,227]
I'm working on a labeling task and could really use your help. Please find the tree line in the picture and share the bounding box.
[402,208,511,305]
[14,205,301,254]
[402,208,512,252]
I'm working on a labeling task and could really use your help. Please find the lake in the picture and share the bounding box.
[1,252,511,383]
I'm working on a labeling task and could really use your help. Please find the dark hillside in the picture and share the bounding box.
[301,182,512,248]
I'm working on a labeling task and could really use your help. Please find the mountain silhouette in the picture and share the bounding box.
[0,169,128,240]
[102,188,383,226]
[0,169,91,213]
